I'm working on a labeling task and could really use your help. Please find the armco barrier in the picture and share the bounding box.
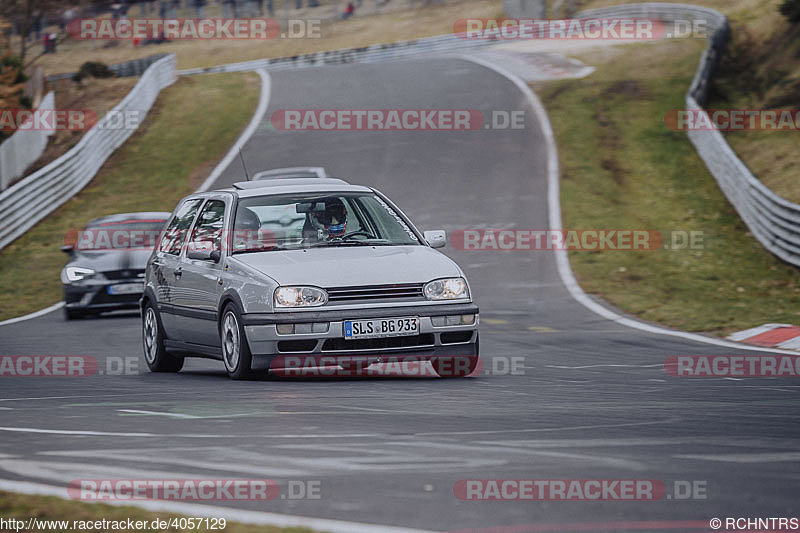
[178,33,492,75]
[0,54,176,250]
[576,3,800,268]
[0,92,56,191]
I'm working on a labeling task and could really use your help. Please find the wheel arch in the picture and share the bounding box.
[140,286,158,317]
[218,290,246,324]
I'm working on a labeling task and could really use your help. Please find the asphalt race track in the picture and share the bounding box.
[1,58,799,532]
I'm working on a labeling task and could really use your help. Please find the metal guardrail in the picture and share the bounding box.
[0,54,177,250]
[0,92,55,191]
[178,33,493,75]
[576,3,800,268]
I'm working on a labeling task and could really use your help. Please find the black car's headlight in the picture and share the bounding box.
[424,278,469,300]
[274,286,328,308]
[61,267,96,283]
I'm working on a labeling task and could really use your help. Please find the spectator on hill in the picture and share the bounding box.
[342,1,355,18]
[31,13,43,41]
[61,8,76,31]
[222,0,239,18]
[43,33,57,53]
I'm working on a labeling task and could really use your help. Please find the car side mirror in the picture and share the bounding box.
[424,230,447,249]
[61,244,75,255]
[187,249,221,262]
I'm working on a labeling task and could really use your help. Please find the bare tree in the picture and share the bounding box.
[0,0,85,63]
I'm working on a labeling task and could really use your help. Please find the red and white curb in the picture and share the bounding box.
[728,324,800,352]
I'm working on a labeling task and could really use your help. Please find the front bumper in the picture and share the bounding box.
[63,281,144,313]
[242,302,479,367]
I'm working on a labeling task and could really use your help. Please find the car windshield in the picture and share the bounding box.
[232,193,421,253]
[77,219,167,250]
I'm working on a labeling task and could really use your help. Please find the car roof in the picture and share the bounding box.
[216,177,372,198]
[251,167,328,179]
[86,211,172,226]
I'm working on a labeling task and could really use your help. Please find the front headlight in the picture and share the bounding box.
[424,277,469,300]
[61,266,96,283]
[274,286,328,308]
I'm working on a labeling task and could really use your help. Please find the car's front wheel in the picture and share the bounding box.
[142,302,183,373]
[220,304,255,380]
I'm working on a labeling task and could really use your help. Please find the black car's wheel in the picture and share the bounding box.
[220,303,255,380]
[142,301,183,372]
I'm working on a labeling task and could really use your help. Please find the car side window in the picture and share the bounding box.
[190,200,226,252]
[159,199,202,255]
[341,197,364,234]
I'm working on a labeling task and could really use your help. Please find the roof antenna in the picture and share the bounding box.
[238,148,251,181]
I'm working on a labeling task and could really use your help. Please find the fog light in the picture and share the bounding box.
[461,314,476,325]
[276,324,294,334]
[431,316,446,327]
[446,315,461,326]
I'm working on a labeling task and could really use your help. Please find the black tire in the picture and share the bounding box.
[220,303,255,380]
[142,300,183,372]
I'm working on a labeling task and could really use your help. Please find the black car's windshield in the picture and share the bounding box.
[232,193,421,253]
[77,219,167,250]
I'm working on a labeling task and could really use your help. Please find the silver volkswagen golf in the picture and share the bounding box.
[140,177,479,379]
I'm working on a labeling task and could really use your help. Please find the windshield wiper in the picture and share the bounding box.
[309,239,392,247]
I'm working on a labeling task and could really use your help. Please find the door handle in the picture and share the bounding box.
[174,267,182,279]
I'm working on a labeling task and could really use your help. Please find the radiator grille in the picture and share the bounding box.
[326,283,424,302]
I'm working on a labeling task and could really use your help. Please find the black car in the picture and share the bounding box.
[61,212,171,319]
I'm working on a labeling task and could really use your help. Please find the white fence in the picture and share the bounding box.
[0,92,56,191]
[576,3,800,268]
[0,54,176,250]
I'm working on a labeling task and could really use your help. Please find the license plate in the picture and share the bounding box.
[344,317,419,339]
[107,283,144,295]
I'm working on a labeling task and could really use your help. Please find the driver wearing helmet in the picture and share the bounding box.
[306,197,347,240]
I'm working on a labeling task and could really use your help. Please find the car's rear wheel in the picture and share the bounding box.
[220,304,255,380]
[142,302,183,372]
